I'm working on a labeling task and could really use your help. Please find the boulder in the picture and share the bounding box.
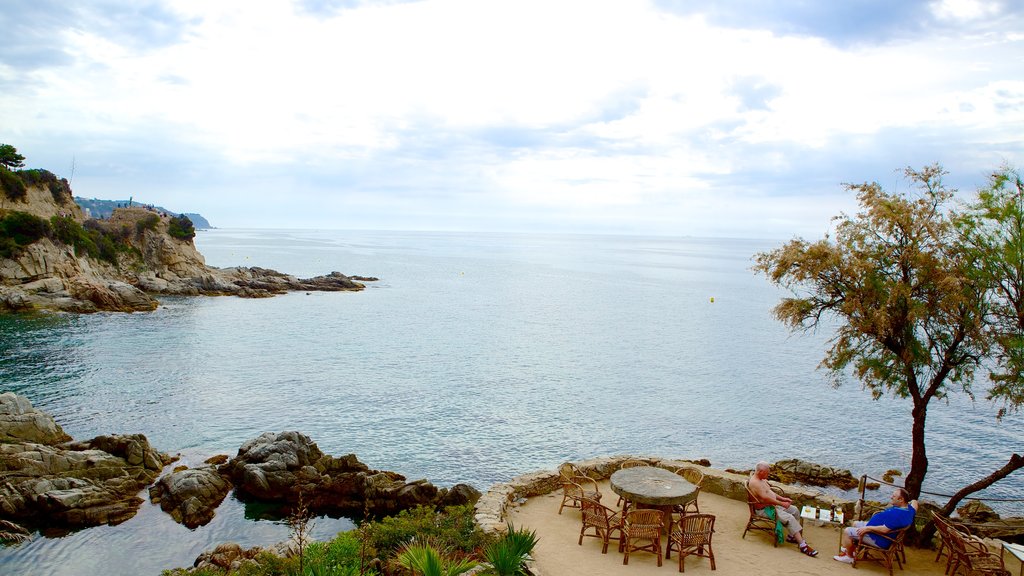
[771,458,859,490]
[958,501,1000,523]
[0,392,71,444]
[0,394,170,533]
[439,483,483,508]
[150,464,232,528]
[222,431,465,517]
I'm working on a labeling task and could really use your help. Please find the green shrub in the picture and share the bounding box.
[304,533,365,576]
[0,211,50,246]
[168,214,196,240]
[482,524,538,576]
[136,213,160,233]
[16,168,51,186]
[50,216,130,265]
[360,505,489,562]
[0,236,18,259]
[0,167,26,201]
[48,180,69,205]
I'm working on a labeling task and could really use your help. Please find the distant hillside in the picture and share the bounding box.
[74,197,212,229]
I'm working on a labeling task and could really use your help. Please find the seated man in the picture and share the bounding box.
[833,487,918,564]
[748,461,818,557]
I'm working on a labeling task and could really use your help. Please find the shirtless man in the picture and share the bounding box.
[748,461,818,557]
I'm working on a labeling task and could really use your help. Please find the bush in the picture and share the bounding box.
[50,216,130,265]
[0,167,26,201]
[168,214,196,240]
[0,211,50,247]
[360,505,490,562]
[136,213,160,234]
[48,180,70,205]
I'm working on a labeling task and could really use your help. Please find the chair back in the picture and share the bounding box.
[624,509,663,538]
[675,467,704,487]
[559,462,583,481]
[581,497,616,529]
[619,459,648,469]
[678,513,715,546]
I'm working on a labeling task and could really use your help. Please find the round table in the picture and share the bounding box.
[610,466,697,531]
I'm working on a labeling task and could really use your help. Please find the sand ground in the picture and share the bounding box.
[506,479,978,576]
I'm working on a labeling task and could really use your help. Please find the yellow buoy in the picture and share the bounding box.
[710,297,715,303]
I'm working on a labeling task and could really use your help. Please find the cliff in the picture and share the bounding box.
[74,197,212,228]
[0,174,373,313]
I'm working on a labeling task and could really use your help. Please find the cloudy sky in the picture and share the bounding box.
[2,0,1022,238]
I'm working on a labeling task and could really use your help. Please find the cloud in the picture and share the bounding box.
[1,0,1022,238]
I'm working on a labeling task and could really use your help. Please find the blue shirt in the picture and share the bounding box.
[865,505,915,548]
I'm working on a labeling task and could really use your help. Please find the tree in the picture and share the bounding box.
[0,144,26,170]
[753,165,996,500]
[959,166,1024,415]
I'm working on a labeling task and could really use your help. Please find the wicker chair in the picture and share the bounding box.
[666,513,716,573]
[559,474,602,514]
[620,508,664,566]
[578,497,623,554]
[742,481,782,546]
[946,530,1011,576]
[558,462,584,481]
[673,467,704,516]
[932,513,970,574]
[853,526,910,576]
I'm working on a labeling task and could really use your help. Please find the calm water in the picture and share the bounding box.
[0,229,1020,575]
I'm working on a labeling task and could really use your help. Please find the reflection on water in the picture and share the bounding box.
[1,230,1021,575]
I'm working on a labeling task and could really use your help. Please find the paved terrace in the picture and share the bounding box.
[474,456,1011,576]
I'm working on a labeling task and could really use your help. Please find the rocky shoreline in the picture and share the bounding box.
[3,391,1021,572]
[0,393,477,542]
[1,182,376,313]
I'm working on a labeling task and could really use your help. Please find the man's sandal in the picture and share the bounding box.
[800,545,819,557]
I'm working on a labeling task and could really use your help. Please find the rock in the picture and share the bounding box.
[150,465,232,528]
[771,458,859,490]
[0,392,71,445]
[1,193,375,314]
[0,394,170,532]
[439,483,482,508]
[222,431,466,517]
[192,542,265,571]
[958,501,1000,523]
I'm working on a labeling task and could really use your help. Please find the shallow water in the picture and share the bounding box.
[0,229,1020,575]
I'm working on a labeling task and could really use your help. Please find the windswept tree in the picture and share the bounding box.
[754,165,1021,501]
[960,166,1024,413]
[0,144,26,170]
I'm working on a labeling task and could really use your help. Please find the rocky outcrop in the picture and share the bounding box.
[0,392,72,444]
[149,464,232,528]
[221,431,478,517]
[769,458,860,490]
[0,394,171,534]
[1,185,376,313]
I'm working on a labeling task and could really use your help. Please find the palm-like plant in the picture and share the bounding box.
[396,541,477,576]
[483,523,539,576]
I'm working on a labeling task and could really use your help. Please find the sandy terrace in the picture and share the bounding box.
[506,479,973,576]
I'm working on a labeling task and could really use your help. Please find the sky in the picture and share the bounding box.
[1,0,1023,239]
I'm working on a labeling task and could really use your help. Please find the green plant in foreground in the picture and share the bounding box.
[397,541,477,576]
[482,523,538,576]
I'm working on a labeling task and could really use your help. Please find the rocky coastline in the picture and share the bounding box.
[0,392,477,541]
[3,391,1022,572]
[0,180,376,313]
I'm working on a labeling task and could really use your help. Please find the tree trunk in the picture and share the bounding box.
[905,402,929,500]
[918,453,1024,546]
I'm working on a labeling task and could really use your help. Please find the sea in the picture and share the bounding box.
[0,229,1020,575]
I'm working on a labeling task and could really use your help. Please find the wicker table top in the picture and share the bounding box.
[610,466,696,506]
